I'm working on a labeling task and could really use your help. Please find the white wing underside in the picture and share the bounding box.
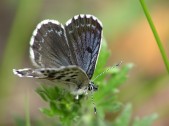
[13,65,90,95]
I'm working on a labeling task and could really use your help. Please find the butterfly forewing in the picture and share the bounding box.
[30,20,73,68]
[65,15,102,79]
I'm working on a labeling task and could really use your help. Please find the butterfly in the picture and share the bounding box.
[13,14,102,98]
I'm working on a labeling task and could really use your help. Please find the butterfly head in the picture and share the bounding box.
[88,82,98,92]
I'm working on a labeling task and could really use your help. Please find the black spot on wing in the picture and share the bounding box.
[48,73,56,78]
[65,79,70,81]
[86,46,92,53]
[70,74,78,78]
[55,75,65,79]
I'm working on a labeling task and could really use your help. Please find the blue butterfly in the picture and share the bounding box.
[13,14,102,99]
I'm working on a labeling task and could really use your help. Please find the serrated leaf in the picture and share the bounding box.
[49,101,59,113]
[132,113,158,126]
[108,63,133,88]
[35,88,49,102]
[39,108,55,117]
[113,104,132,126]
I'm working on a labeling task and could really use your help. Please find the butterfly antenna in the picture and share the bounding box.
[89,85,97,114]
[93,61,122,82]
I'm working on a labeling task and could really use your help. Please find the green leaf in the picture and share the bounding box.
[35,87,49,102]
[114,104,132,126]
[108,63,134,89]
[49,101,59,114]
[132,113,158,126]
[39,108,55,117]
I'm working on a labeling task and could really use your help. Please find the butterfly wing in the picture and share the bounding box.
[13,65,90,95]
[65,14,102,79]
[30,20,73,68]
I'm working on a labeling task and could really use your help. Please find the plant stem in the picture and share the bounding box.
[25,93,31,126]
[139,0,169,73]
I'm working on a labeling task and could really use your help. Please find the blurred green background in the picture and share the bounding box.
[0,0,169,126]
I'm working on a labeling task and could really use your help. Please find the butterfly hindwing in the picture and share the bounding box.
[13,65,90,95]
[13,65,89,85]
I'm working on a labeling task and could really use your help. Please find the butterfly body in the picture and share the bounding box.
[13,14,102,96]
